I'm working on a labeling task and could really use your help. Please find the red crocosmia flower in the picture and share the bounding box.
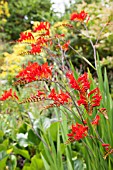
[48,89,58,101]
[88,88,102,107]
[33,22,50,36]
[66,72,80,90]
[18,32,34,42]
[62,40,70,52]
[48,89,71,105]
[67,123,88,142]
[66,72,90,93]
[77,94,87,106]
[57,91,71,104]
[15,62,52,84]
[30,44,42,54]
[55,34,65,38]
[102,143,110,149]
[92,115,100,125]
[37,90,45,97]
[77,87,102,115]
[0,89,18,101]
[83,120,87,125]
[0,89,12,101]
[70,11,88,22]
[77,73,90,92]
[36,37,48,45]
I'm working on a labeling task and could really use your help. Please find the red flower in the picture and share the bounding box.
[77,87,102,115]
[92,115,100,125]
[48,89,58,101]
[18,32,34,42]
[62,40,70,52]
[102,143,110,150]
[36,37,48,45]
[70,11,88,22]
[30,44,42,54]
[88,88,102,107]
[55,34,65,38]
[33,22,50,36]
[57,90,71,104]
[48,89,71,105]
[66,72,90,93]
[0,89,18,101]
[37,90,45,97]
[15,62,52,84]
[67,123,88,142]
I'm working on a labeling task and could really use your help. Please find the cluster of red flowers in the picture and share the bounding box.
[14,62,52,85]
[33,22,50,36]
[0,89,18,101]
[67,123,88,142]
[66,72,102,115]
[77,87,102,115]
[66,72,103,142]
[19,88,71,109]
[30,37,49,54]
[66,72,90,93]
[48,88,71,105]
[30,44,41,54]
[18,32,34,42]
[70,10,89,22]
[17,22,51,55]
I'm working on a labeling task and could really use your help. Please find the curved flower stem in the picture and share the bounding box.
[61,105,82,122]
[56,37,65,71]
[95,22,109,45]
[53,80,85,124]
[82,23,97,69]
[61,39,96,70]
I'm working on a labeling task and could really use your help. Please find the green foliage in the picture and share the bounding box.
[1,0,53,40]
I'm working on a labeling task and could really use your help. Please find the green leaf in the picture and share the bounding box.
[0,156,8,170]
[0,130,4,138]
[74,158,86,170]
[10,155,17,170]
[19,123,27,133]
[28,129,40,145]
[22,165,31,170]
[30,155,45,170]
[13,147,30,160]
[0,139,9,152]
[0,151,8,161]
[41,154,50,170]
[47,122,59,141]
[0,150,8,169]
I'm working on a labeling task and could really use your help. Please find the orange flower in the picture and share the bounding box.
[70,11,89,22]
[0,89,18,101]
